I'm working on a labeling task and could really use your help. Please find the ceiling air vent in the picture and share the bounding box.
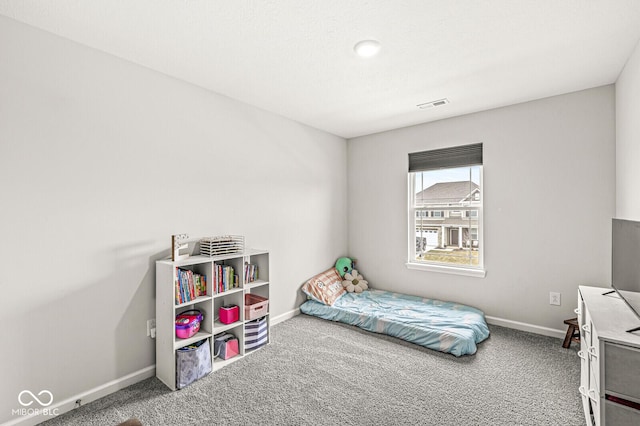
[417,98,449,109]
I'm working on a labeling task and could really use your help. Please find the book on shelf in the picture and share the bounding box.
[244,262,259,283]
[175,268,207,305]
[214,264,238,294]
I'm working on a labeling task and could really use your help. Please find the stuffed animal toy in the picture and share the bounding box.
[335,257,354,277]
[342,269,368,293]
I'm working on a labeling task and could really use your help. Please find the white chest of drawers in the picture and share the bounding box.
[578,286,640,426]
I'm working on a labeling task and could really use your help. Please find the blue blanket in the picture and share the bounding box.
[300,289,489,356]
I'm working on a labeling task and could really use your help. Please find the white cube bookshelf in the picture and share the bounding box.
[156,249,270,390]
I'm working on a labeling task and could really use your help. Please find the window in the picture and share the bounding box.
[407,143,484,277]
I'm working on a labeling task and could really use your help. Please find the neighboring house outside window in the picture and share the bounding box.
[408,143,485,277]
[470,227,478,241]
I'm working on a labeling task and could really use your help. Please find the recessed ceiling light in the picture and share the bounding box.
[354,40,381,58]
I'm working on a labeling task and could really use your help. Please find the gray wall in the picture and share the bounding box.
[0,16,347,423]
[616,39,640,219]
[347,86,616,331]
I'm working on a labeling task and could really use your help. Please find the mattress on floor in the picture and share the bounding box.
[299,289,489,356]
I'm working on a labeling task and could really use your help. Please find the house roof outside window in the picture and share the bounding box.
[415,181,480,205]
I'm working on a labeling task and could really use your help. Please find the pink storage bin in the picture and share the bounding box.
[175,310,203,339]
[245,294,269,320]
[219,305,239,324]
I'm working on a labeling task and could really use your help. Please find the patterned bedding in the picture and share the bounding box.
[299,289,489,356]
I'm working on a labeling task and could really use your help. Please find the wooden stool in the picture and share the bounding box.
[562,317,580,348]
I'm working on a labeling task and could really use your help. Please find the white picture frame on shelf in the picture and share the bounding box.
[172,234,190,261]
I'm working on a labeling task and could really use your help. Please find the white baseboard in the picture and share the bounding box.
[485,315,565,339]
[271,308,300,326]
[5,366,156,426]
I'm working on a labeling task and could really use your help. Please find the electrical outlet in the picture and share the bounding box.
[147,319,156,337]
[550,292,561,306]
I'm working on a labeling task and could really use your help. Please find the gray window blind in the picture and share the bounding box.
[408,143,483,172]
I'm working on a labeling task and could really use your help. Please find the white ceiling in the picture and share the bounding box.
[2,1,640,139]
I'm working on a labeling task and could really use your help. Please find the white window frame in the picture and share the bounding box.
[407,167,485,278]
